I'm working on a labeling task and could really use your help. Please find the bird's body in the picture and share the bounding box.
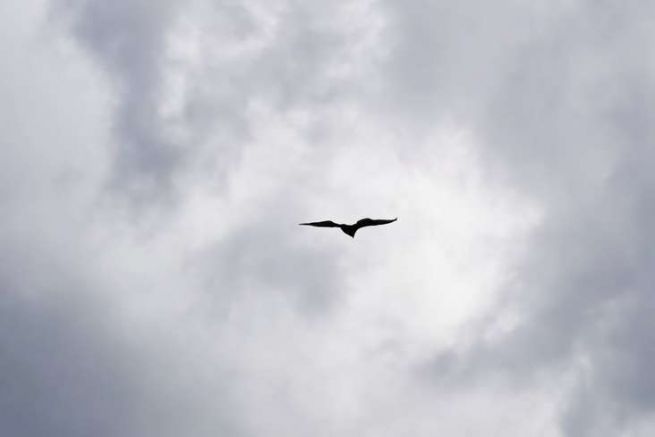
[299,217,397,238]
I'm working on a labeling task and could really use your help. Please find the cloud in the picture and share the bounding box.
[3,0,655,436]
[55,0,388,204]
[379,1,655,434]
[481,5,655,434]
[54,0,183,201]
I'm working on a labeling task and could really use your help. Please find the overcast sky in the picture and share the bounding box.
[2,0,655,435]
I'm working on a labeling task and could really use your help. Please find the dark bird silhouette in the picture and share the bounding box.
[299,217,397,238]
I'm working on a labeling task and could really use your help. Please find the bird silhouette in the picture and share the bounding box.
[299,217,397,238]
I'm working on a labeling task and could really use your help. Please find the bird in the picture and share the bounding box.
[299,217,397,238]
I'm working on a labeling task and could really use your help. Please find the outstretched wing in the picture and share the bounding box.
[354,217,397,229]
[299,220,341,227]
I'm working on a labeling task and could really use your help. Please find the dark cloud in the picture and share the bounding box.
[0,287,138,437]
[0,237,244,437]
[55,0,183,201]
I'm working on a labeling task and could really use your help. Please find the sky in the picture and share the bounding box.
[2,0,655,435]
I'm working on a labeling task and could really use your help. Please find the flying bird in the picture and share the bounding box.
[299,217,397,238]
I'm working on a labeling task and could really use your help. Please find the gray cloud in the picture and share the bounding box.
[4,0,655,435]
[382,1,655,434]
[56,0,385,204]
[483,5,655,434]
[0,282,139,437]
[56,0,183,202]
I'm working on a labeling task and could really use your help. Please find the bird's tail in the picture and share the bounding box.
[340,226,357,238]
